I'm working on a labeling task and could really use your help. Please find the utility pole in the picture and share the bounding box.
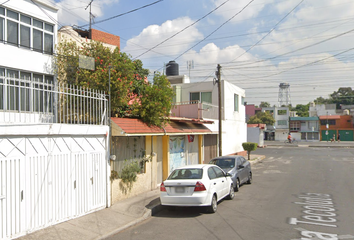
[216,64,222,156]
[85,0,94,38]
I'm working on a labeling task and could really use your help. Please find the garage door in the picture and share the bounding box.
[338,130,354,141]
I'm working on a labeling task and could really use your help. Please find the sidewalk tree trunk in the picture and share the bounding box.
[242,142,258,160]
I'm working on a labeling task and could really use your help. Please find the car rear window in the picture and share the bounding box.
[210,158,235,168]
[168,169,203,180]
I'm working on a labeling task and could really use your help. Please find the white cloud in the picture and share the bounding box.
[212,0,274,22]
[123,17,204,59]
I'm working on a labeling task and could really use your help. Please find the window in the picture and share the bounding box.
[7,20,18,45]
[0,17,3,41]
[20,25,30,48]
[33,29,43,52]
[234,94,239,112]
[241,96,245,106]
[212,167,225,178]
[208,167,217,180]
[189,92,212,104]
[278,109,287,115]
[0,68,54,113]
[277,120,287,126]
[320,120,335,125]
[290,121,300,131]
[0,6,54,54]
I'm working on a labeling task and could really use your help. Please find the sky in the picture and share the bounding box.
[46,0,354,106]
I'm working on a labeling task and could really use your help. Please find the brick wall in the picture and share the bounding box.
[91,29,120,48]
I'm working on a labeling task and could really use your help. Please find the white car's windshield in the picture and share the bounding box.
[168,169,203,180]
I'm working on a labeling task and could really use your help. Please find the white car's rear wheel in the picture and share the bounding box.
[208,194,217,213]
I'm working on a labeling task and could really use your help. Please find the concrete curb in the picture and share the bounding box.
[96,208,152,240]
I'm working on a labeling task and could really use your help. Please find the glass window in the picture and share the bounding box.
[190,92,199,102]
[0,7,4,16]
[213,167,225,178]
[7,20,18,45]
[234,94,239,112]
[201,92,212,104]
[33,19,43,29]
[7,70,19,111]
[45,23,53,32]
[0,17,3,41]
[20,25,30,48]
[0,68,4,110]
[20,72,31,111]
[44,33,53,54]
[7,10,18,20]
[20,15,31,25]
[208,167,217,180]
[33,29,43,52]
[277,120,287,126]
[241,96,245,105]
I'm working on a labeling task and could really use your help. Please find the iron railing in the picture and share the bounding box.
[0,77,108,125]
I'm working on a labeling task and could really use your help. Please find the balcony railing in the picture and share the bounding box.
[0,77,108,125]
[171,101,222,120]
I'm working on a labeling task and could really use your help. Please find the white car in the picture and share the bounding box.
[160,164,235,213]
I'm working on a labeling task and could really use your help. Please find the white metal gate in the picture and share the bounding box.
[0,136,107,240]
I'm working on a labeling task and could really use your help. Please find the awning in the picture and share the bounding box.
[319,115,341,120]
[111,117,213,136]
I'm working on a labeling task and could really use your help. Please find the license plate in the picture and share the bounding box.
[175,187,185,193]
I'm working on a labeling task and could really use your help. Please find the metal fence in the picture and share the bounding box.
[0,77,108,125]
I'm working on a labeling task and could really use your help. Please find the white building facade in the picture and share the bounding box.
[171,80,247,156]
[0,1,110,239]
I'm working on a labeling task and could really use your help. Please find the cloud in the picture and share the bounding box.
[211,0,274,22]
[123,17,204,59]
[52,0,119,26]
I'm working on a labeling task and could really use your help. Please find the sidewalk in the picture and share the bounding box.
[264,140,354,148]
[18,155,266,240]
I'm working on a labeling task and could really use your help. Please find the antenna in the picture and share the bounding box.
[187,60,194,78]
[85,0,94,38]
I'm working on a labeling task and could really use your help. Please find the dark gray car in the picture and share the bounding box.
[209,156,252,191]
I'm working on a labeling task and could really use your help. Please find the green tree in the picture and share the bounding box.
[247,111,275,125]
[291,104,309,117]
[55,39,174,127]
[131,72,174,127]
[259,101,271,108]
[242,142,258,160]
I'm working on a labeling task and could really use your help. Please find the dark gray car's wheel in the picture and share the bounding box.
[227,185,235,200]
[247,172,252,184]
[208,194,217,213]
[234,178,240,192]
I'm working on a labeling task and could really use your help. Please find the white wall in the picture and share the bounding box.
[174,80,246,155]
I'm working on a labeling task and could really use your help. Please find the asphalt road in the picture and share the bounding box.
[106,147,354,240]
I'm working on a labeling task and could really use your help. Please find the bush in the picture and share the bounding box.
[120,161,141,189]
[242,142,258,160]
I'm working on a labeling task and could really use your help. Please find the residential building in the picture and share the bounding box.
[262,106,290,141]
[319,114,354,141]
[170,75,247,158]
[309,102,336,117]
[289,117,320,141]
[245,104,262,121]
[0,1,110,239]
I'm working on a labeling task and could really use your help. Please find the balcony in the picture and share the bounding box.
[171,101,222,120]
[0,77,108,125]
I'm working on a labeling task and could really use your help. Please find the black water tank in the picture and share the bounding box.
[166,61,179,76]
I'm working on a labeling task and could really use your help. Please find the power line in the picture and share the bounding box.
[78,0,164,28]
[132,0,231,60]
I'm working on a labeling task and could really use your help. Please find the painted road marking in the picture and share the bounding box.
[291,228,354,240]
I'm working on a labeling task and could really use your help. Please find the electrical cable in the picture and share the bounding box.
[78,0,164,28]
[132,0,230,60]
